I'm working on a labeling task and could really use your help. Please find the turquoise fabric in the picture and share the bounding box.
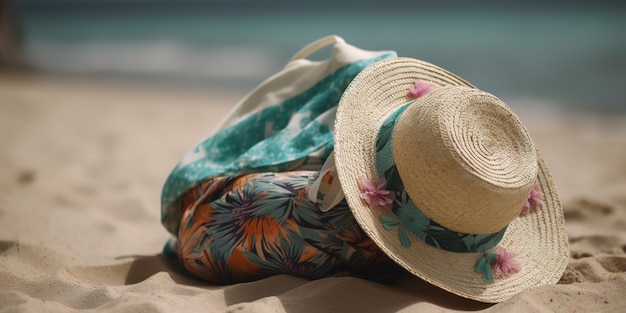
[374,103,506,253]
[161,53,396,236]
[475,252,498,282]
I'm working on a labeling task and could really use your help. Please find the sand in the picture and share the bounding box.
[0,74,625,312]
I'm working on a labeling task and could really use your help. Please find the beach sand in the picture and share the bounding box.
[1,74,625,312]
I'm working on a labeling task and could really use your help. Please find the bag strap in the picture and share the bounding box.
[290,35,346,61]
[308,151,345,212]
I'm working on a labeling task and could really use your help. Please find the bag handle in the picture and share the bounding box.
[290,35,345,61]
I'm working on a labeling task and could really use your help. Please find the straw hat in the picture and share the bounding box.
[333,57,568,303]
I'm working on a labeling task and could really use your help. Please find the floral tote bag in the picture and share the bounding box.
[160,36,398,283]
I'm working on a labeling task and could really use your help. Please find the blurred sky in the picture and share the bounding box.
[10,0,626,113]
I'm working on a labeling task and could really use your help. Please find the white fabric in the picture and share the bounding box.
[214,35,395,132]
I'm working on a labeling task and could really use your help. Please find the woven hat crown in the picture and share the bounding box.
[393,86,538,234]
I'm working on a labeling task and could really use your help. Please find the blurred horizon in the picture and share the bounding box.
[15,0,626,9]
[8,1,626,113]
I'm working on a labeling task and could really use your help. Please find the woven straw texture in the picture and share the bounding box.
[333,57,569,303]
[393,86,537,234]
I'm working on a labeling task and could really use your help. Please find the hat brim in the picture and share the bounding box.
[333,57,569,303]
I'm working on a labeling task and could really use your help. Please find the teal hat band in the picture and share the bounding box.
[374,102,507,252]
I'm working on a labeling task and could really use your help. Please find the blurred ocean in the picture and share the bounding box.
[14,3,626,113]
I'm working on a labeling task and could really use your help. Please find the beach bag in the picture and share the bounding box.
[161,35,397,236]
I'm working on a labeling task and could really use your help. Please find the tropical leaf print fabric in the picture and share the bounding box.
[177,171,395,284]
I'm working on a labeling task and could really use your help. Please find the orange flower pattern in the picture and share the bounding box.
[177,171,395,284]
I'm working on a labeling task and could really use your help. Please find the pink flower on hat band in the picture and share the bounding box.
[357,176,396,212]
[475,246,521,282]
[408,80,435,99]
[520,184,543,216]
[493,246,520,278]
